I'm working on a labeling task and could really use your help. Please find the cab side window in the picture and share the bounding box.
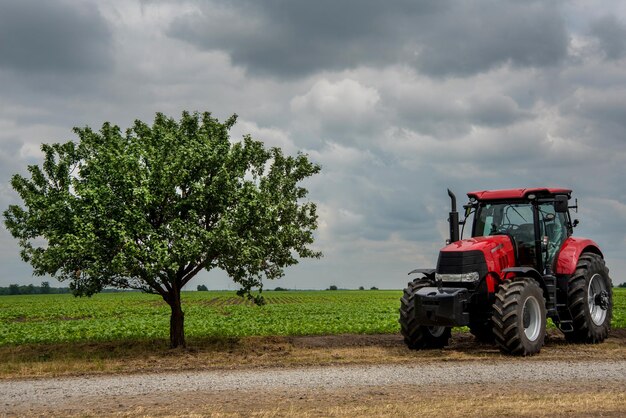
[539,203,568,264]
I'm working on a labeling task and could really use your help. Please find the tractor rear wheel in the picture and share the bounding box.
[565,253,612,343]
[492,277,546,356]
[400,278,451,349]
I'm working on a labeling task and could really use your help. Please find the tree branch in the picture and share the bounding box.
[157,273,173,293]
[180,261,207,287]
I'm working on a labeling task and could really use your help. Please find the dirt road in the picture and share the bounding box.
[2,331,626,417]
[3,359,626,417]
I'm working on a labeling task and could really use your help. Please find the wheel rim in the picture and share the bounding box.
[588,274,608,326]
[428,326,445,337]
[522,296,541,341]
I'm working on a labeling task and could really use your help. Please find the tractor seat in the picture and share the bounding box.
[512,223,535,266]
[513,223,535,245]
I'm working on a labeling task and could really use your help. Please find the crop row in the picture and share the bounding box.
[1,289,624,346]
[0,290,401,345]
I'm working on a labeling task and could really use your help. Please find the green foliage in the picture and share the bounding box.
[0,289,623,346]
[0,283,71,296]
[197,285,208,292]
[328,285,338,291]
[358,286,365,290]
[618,282,626,288]
[370,286,379,290]
[3,111,321,347]
[4,111,320,298]
[612,288,626,329]
[40,281,51,294]
[0,291,398,345]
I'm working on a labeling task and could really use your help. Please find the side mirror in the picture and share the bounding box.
[554,195,569,213]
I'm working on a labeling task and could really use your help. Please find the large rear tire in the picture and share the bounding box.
[492,278,546,356]
[400,278,451,349]
[565,253,612,343]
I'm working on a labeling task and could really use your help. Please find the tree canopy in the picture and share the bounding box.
[3,111,321,347]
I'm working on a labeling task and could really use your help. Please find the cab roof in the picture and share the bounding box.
[467,188,572,201]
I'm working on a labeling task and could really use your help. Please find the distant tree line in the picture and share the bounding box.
[327,285,378,291]
[0,282,130,295]
[0,282,69,295]
[4,281,622,295]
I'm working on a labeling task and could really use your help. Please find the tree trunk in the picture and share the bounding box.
[168,288,186,348]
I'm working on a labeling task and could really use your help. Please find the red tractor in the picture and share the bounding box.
[400,188,613,355]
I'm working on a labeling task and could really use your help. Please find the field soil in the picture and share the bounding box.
[2,329,626,417]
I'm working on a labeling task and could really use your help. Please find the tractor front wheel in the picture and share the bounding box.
[400,278,451,349]
[492,277,546,356]
[565,253,612,343]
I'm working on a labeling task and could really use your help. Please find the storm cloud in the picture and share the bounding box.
[590,15,626,60]
[1,0,625,289]
[0,0,112,74]
[169,0,569,78]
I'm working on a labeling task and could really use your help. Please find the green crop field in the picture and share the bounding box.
[1,288,624,346]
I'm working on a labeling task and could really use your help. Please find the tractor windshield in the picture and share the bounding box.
[474,202,536,265]
[474,201,569,268]
[474,203,534,238]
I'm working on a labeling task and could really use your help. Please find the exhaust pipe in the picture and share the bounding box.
[447,189,459,243]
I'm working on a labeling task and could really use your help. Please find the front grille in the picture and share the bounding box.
[437,250,487,278]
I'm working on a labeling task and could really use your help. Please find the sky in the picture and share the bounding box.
[1,0,625,290]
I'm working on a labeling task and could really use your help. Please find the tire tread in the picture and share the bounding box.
[565,253,612,343]
[492,278,546,356]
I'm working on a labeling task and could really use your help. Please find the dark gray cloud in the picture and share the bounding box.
[169,0,569,78]
[590,15,626,60]
[0,0,112,73]
[388,90,533,138]
[1,0,626,289]
[415,1,569,76]
[465,95,533,127]
[558,88,626,149]
[168,0,438,77]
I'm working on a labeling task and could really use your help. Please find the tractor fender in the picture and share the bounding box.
[555,237,603,275]
[501,267,551,302]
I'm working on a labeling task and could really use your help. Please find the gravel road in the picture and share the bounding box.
[3,360,625,410]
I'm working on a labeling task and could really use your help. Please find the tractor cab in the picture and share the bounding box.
[467,188,573,274]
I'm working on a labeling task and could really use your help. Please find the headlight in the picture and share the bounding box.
[435,272,480,283]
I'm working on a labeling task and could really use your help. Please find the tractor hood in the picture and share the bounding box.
[441,235,512,253]
[439,235,516,276]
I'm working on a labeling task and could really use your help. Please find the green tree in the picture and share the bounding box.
[41,281,51,294]
[196,284,208,292]
[4,111,321,348]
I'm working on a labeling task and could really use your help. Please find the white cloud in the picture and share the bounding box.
[291,78,379,117]
[231,120,297,155]
[290,78,381,141]
[306,141,379,169]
